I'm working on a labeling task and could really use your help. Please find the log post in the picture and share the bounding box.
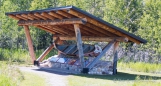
[23,25,36,63]
[74,24,85,69]
[113,42,119,75]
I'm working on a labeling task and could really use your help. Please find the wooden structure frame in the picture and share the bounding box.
[6,6,146,74]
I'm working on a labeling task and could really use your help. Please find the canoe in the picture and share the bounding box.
[54,43,95,56]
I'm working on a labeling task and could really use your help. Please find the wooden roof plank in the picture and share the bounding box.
[48,11,64,19]
[28,13,40,20]
[85,22,118,37]
[34,12,47,20]
[34,25,56,34]
[56,10,74,18]
[21,14,34,20]
[66,25,91,36]
[41,25,65,35]
[8,14,20,20]
[41,12,55,20]
[47,25,69,35]
[79,25,106,37]
[16,14,28,20]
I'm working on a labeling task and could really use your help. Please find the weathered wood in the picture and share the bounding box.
[66,24,92,36]
[48,26,69,35]
[79,25,105,36]
[41,12,55,20]
[37,44,55,62]
[74,24,85,68]
[54,36,128,42]
[18,18,87,26]
[8,14,20,20]
[28,14,40,20]
[85,22,117,37]
[21,14,34,20]
[34,12,47,20]
[68,9,141,44]
[23,26,36,63]
[34,25,56,34]
[48,11,64,19]
[16,14,28,20]
[86,41,115,69]
[113,42,119,75]
[56,10,74,18]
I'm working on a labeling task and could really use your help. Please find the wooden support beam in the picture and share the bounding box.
[18,18,87,26]
[74,24,85,68]
[41,12,55,20]
[56,10,74,18]
[36,44,55,62]
[113,42,119,75]
[48,26,69,35]
[79,25,105,36]
[86,41,115,69]
[34,25,56,34]
[8,14,20,20]
[34,12,47,20]
[48,11,64,19]
[54,36,128,42]
[16,14,28,20]
[28,13,40,20]
[85,23,117,37]
[21,14,34,20]
[23,26,36,63]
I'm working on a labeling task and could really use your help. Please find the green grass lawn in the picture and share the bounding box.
[67,70,161,86]
[19,72,46,86]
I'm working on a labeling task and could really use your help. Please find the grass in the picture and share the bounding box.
[0,61,46,86]
[67,62,161,86]
[67,71,161,86]
[118,62,161,73]
[19,72,46,86]
[0,48,57,64]
[0,61,24,86]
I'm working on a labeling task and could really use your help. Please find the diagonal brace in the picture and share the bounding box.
[86,41,115,69]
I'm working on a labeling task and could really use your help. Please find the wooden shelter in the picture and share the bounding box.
[5,6,146,74]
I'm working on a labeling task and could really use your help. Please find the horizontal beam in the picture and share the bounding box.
[53,36,128,42]
[18,18,87,26]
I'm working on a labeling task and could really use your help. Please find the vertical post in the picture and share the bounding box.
[23,25,36,63]
[74,24,85,69]
[113,42,119,75]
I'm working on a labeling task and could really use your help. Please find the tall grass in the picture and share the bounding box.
[0,61,24,86]
[118,62,161,73]
[0,48,57,64]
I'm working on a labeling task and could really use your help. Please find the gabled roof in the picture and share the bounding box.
[5,6,147,44]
